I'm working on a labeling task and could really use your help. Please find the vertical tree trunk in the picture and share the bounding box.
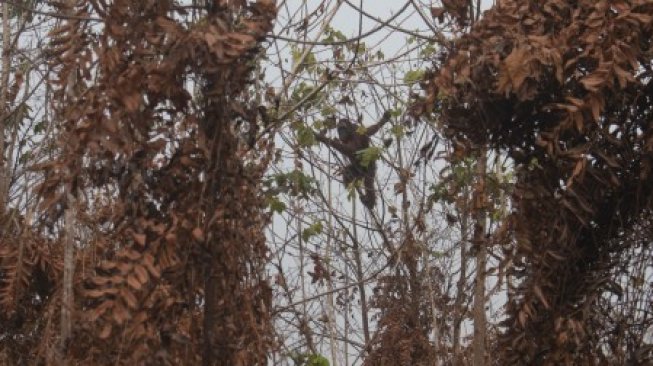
[0,2,11,215]
[452,201,468,364]
[60,0,79,355]
[472,149,487,366]
[61,196,75,352]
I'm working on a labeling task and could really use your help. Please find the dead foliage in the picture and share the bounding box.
[365,235,437,366]
[417,0,653,364]
[1,0,277,365]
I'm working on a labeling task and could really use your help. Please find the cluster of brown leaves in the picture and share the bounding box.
[1,0,277,365]
[365,236,437,366]
[0,211,61,363]
[419,0,653,364]
[431,0,470,27]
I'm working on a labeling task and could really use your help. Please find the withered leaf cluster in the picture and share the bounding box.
[365,234,437,366]
[421,0,653,363]
[2,0,277,365]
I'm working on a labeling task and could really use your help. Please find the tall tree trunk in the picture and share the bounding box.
[60,0,79,355]
[0,2,11,215]
[60,196,75,352]
[472,149,487,366]
[452,199,469,364]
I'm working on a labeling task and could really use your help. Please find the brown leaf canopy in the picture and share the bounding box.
[420,0,653,364]
[3,1,279,365]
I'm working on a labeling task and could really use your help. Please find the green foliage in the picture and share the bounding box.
[349,42,367,54]
[322,26,347,43]
[389,107,403,118]
[356,146,381,168]
[390,125,405,138]
[272,169,317,198]
[263,169,317,213]
[420,43,437,57]
[296,124,316,147]
[307,354,330,366]
[266,196,287,214]
[288,352,330,366]
[429,249,447,259]
[428,158,476,205]
[527,157,542,171]
[451,160,474,186]
[320,105,337,118]
[429,181,453,204]
[34,119,47,134]
[291,45,317,73]
[290,82,322,110]
[302,221,323,242]
[7,103,32,128]
[18,149,32,164]
[404,69,425,84]
[346,180,359,202]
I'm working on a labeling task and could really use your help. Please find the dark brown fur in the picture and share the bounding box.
[316,112,390,208]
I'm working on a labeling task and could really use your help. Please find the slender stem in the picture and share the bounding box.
[351,199,371,347]
[325,151,339,366]
[472,149,487,366]
[452,198,469,364]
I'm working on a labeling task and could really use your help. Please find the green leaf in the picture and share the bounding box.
[320,105,337,117]
[302,222,323,242]
[296,126,316,147]
[18,151,31,164]
[391,125,405,138]
[346,182,358,201]
[430,250,446,259]
[404,69,425,84]
[271,170,316,197]
[307,354,330,366]
[356,146,381,168]
[323,26,347,42]
[290,82,321,109]
[306,355,329,366]
[420,43,437,57]
[290,170,315,193]
[349,42,366,54]
[267,196,286,214]
[291,46,317,73]
[34,120,47,134]
[528,157,542,170]
[428,182,452,204]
